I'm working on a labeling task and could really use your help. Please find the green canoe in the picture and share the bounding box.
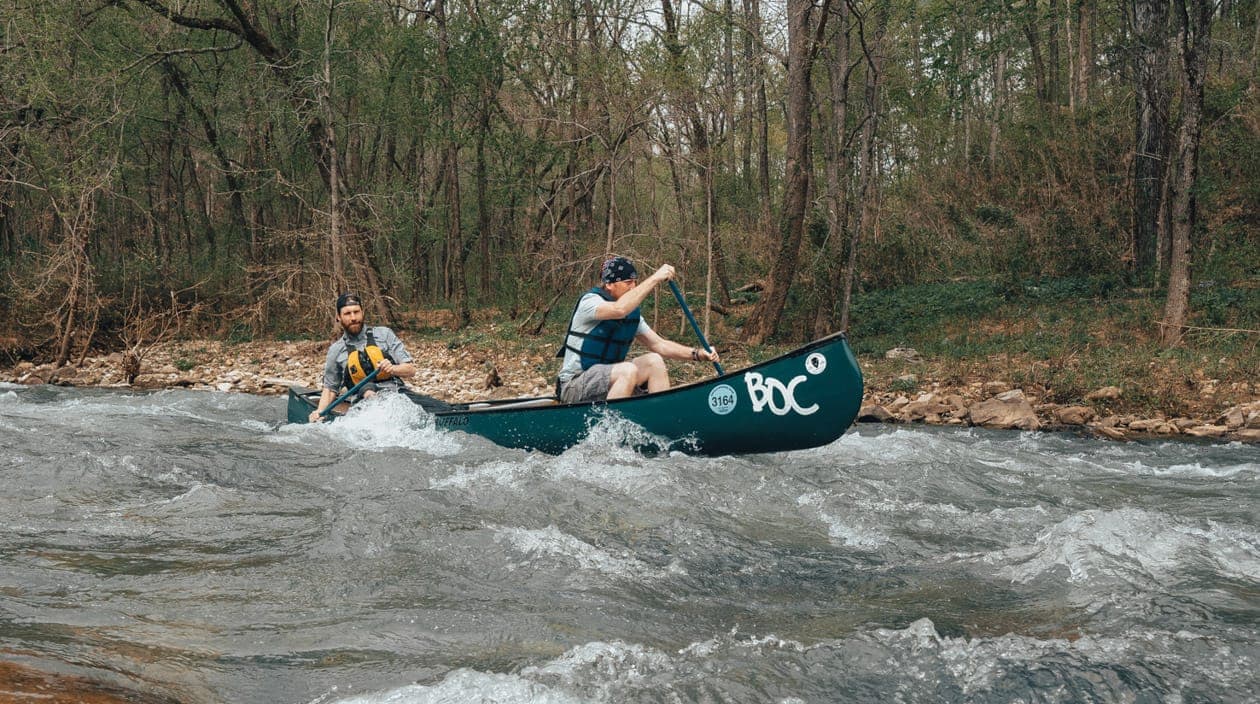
[287,331,863,456]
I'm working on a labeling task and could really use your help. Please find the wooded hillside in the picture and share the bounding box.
[1,0,1256,362]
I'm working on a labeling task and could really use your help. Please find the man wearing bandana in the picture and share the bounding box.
[555,256,721,403]
[309,292,418,422]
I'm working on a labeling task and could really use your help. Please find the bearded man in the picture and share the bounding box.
[309,292,417,422]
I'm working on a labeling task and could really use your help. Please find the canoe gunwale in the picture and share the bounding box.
[290,330,854,419]
[287,331,861,455]
[433,329,852,418]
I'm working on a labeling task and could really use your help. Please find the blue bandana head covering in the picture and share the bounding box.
[600,257,637,284]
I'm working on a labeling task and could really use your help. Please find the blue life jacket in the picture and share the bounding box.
[558,287,641,370]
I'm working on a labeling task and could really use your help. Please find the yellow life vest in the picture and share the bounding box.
[345,329,394,385]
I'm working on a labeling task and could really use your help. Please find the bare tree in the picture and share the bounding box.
[119,287,204,385]
[1160,0,1217,346]
[1132,0,1172,280]
[812,0,854,338]
[745,0,831,344]
[840,0,889,333]
[119,0,393,321]
[434,0,470,328]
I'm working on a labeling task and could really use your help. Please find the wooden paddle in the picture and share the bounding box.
[668,280,724,376]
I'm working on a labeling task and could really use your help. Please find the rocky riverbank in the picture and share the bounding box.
[3,337,1258,443]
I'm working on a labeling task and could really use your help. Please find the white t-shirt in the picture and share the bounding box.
[557,292,652,383]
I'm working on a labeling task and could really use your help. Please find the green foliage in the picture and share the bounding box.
[850,280,1005,342]
[227,324,254,345]
[889,375,919,394]
[1191,284,1260,328]
[850,275,1139,358]
[1,0,1257,358]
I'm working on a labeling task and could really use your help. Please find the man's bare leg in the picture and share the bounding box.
[633,353,669,393]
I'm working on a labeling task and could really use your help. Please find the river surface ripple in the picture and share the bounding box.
[1,384,1258,703]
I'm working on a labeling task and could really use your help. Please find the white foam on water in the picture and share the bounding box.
[493,524,677,581]
[1200,519,1260,582]
[522,640,676,690]
[797,491,891,548]
[428,457,538,490]
[238,418,273,433]
[814,426,946,464]
[323,641,682,704]
[568,411,680,458]
[323,669,583,704]
[987,507,1260,587]
[545,452,675,495]
[855,617,1258,701]
[279,393,464,456]
[1130,458,1260,478]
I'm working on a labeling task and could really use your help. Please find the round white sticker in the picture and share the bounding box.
[805,353,827,375]
[708,384,738,415]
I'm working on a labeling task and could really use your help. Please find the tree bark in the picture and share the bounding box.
[1073,0,1095,107]
[321,0,348,295]
[1132,0,1171,280]
[813,1,852,338]
[124,0,392,320]
[435,0,469,328]
[988,43,1008,173]
[841,0,889,333]
[745,0,829,344]
[1022,2,1050,104]
[1161,0,1214,346]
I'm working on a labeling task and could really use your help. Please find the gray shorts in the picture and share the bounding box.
[559,364,648,404]
[559,365,613,404]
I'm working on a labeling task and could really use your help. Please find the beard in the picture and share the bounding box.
[342,321,363,336]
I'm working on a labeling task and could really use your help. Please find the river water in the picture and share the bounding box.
[1,384,1258,703]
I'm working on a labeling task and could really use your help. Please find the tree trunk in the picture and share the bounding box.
[160,60,247,264]
[1132,0,1171,280]
[841,0,889,333]
[813,2,852,338]
[745,0,829,344]
[1049,0,1065,104]
[988,44,1008,173]
[1022,3,1050,103]
[1161,0,1214,346]
[436,0,469,328]
[744,0,773,232]
[1074,0,1095,108]
[127,0,391,319]
[322,0,348,295]
[476,100,492,298]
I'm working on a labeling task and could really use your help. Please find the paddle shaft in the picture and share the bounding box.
[319,365,382,418]
[668,280,724,375]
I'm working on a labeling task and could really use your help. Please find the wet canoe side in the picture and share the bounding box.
[288,331,863,456]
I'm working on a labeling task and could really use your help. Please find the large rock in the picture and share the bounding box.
[1220,401,1260,429]
[982,381,1010,395]
[1095,426,1127,440]
[884,347,922,362]
[969,396,1041,430]
[1171,417,1199,432]
[858,404,895,423]
[1085,385,1123,401]
[1128,418,1167,432]
[1054,405,1096,425]
[900,394,951,422]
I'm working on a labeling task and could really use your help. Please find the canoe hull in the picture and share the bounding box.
[288,332,863,456]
